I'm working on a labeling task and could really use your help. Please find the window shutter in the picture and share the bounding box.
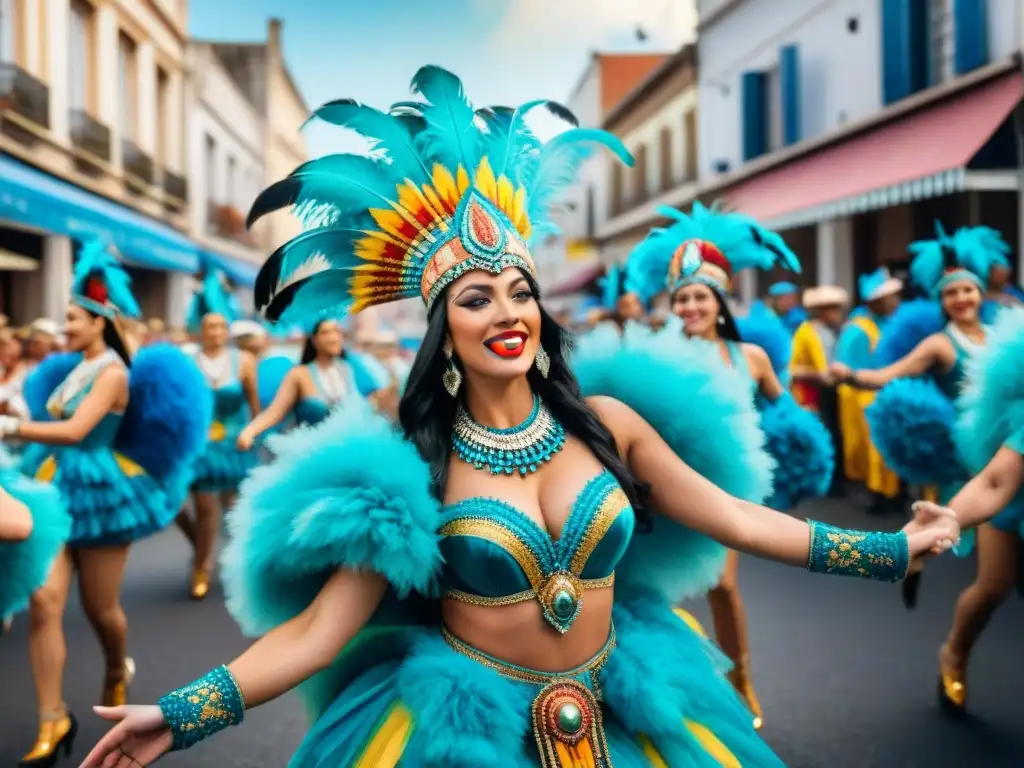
[741,70,768,161]
[881,0,912,104]
[954,0,988,74]
[780,45,801,146]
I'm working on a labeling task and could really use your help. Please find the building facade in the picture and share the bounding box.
[697,0,1024,302]
[186,41,266,314]
[0,0,194,324]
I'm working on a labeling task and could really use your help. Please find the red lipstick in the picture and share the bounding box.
[485,330,528,358]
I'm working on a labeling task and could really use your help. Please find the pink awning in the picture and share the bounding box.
[547,261,606,297]
[720,71,1024,223]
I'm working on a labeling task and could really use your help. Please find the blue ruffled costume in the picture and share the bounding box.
[221,329,784,767]
[0,447,70,617]
[190,348,257,492]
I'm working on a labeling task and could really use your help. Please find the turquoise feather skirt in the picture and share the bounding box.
[190,438,258,493]
[289,596,783,768]
[0,460,71,617]
[19,445,172,548]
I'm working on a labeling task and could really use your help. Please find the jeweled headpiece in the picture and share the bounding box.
[909,222,1011,298]
[625,203,800,300]
[71,238,141,320]
[248,66,633,327]
[186,264,239,334]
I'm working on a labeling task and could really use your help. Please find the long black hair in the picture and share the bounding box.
[300,320,349,365]
[398,274,651,529]
[672,283,742,342]
[84,309,133,368]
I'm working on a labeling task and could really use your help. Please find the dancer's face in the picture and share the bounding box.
[940,280,981,324]
[616,292,645,321]
[672,283,719,336]
[313,321,344,357]
[65,303,104,351]
[201,313,229,349]
[445,268,541,385]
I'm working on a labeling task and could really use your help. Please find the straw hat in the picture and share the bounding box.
[803,286,850,309]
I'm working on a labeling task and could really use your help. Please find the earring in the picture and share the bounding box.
[535,344,551,379]
[717,315,725,325]
[442,341,462,397]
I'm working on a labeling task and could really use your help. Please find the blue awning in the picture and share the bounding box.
[202,250,260,288]
[0,154,199,272]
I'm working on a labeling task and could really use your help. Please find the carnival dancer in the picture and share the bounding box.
[179,269,260,601]
[80,66,957,768]
[625,203,834,729]
[237,319,379,446]
[2,238,206,766]
[765,280,807,333]
[909,305,1024,713]
[835,268,903,514]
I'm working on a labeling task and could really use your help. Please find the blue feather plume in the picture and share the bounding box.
[759,394,834,510]
[72,238,141,318]
[22,352,81,421]
[909,223,1008,296]
[409,65,480,173]
[257,355,295,410]
[599,264,623,311]
[187,267,239,333]
[737,303,792,379]
[873,299,944,366]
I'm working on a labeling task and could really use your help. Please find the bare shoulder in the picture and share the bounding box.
[585,395,642,442]
[741,342,770,368]
[239,349,258,370]
[96,361,128,388]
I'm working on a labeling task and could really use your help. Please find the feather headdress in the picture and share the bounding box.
[625,203,800,300]
[186,266,239,334]
[909,222,1012,298]
[71,238,141,320]
[248,65,633,327]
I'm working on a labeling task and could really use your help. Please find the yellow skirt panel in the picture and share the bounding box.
[34,453,144,483]
[354,703,412,768]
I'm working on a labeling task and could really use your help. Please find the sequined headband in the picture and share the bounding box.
[668,239,731,294]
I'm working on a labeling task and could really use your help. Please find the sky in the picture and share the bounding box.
[189,0,698,158]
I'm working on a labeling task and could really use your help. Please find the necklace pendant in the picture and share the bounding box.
[452,396,566,476]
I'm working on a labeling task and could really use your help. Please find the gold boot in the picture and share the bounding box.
[191,566,210,600]
[727,655,763,730]
[101,657,136,708]
[19,710,77,766]
[938,643,967,712]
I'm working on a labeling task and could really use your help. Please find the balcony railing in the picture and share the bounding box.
[122,138,154,188]
[207,201,253,246]
[164,170,188,202]
[0,62,50,145]
[69,110,112,163]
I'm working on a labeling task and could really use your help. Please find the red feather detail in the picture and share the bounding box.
[696,241,731,275]
[85,276,109,304]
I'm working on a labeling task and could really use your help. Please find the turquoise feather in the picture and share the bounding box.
[527,128,633,217]
[909,223,1009,295]
[409,65,480,172]
[72,237,141,318]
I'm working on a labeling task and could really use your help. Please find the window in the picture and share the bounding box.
[205,134,216,202]
[0,0,13,63]
[226,155,237,205]
[683,110,697,181]
[633,144,648,205]
[928,0,954,85]
[765,64,783,152]
[68,1,94,111]
[610,164,624,217]
[585,185,595,239]
[658,127,673,192]
[118,32,137,139]
[155,67,169,163]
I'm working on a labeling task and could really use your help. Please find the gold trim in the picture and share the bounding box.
[570,487,629,575]
[444,573,615,608]
[439,517,545,590]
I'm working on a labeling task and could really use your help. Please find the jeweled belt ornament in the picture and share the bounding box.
[452,394,566,476]
[532,680,611,768]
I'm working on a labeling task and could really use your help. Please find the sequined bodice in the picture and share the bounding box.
[439,471,634,632]
[48,365,124,450]
[199,350,246,419]
[294,361,355,426]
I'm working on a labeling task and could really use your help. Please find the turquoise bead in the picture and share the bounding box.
[557,703,583,734]
[552,589,576,620]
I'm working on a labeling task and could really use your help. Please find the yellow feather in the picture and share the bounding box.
[456,166,470,196]
[511,187,529,233]
[496,175,514,216]
[402,180,448,226]
[369,209,414,243]
[474,158,497,201]
[421,184,452,233]
[431,165,459,209]
[396,183,429,221]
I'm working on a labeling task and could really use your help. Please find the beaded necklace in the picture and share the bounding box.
[452,395,565,476]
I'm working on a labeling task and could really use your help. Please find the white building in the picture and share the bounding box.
[697,0,1024,301]
[186,41,267,313]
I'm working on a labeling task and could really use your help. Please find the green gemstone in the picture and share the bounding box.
[552,589,576,620]
[557,703,583,734]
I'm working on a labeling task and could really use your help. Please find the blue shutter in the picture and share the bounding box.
[780,45,801,146]
[881,0,912,104]
[741,71,767,161]
[954,0,988,74]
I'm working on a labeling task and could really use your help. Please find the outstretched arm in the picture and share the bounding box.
[0,486,33,541]
[593,396,958,574]
[238,368,301,449]
[8,365,127,446]
[834,334,947,390]
[239,351,262,418]
[80,567,387,766]
[945,447,1024,530]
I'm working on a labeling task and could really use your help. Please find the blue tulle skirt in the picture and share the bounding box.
[19,445,172,548]
[289,599,782,768]
[0,460,71,616]
[190,438,258,493]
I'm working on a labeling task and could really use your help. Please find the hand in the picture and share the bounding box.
[829,362,853,384]
[0,415,21,438]
[236,430,254,451]
[902,501,961,574]
[79,705,172,767]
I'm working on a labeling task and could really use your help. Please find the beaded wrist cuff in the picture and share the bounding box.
[805,520,910,582]
[158,665,245,751]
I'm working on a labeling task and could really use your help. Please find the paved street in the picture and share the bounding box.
[1,494,1023,767]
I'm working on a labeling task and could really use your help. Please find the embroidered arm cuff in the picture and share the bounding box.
[158,665,245,751]
[805,520,910,582]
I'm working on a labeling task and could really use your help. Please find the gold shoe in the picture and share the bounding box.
[938,644,967,711]
[728,656,764,730]
[19,710,77,766]
[101,657,136,708]
[191,567,210,600]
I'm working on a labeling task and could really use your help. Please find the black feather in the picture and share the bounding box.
[543,101,579,127]
[941,243,959,271]
[248,179,301,228]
